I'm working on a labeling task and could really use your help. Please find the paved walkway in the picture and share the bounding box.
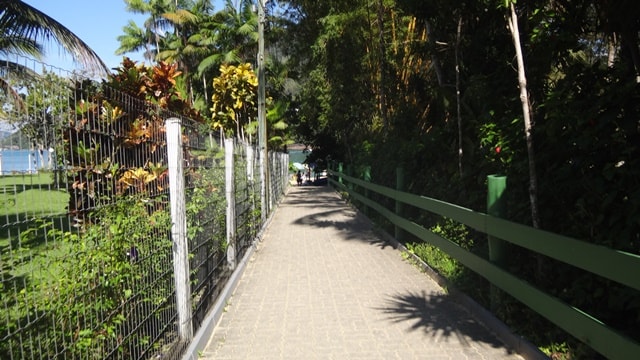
[200,185,526,359]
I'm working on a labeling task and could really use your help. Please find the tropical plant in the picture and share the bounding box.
[118,0,177,61]
[64,58,202,220]
[209,62,257,139]
[0,0,108,116]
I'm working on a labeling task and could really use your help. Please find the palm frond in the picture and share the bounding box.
[0,60,41,111]
[0,0,109,75]
[161,9,198,26]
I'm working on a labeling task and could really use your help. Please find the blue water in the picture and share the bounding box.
[0,149,52,174]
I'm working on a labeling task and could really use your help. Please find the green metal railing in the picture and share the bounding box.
[329,169,640,359]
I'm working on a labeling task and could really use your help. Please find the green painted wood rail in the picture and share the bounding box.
[328,170,640,360]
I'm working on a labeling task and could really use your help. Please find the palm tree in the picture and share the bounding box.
[116,19,158,62]
[193,0,257,112]
[116,0,261,115]
[209,0,258,66]
[0,0,108,74]
[117,0,178,62]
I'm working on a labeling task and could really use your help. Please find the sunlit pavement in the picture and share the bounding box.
[199,185,526,360]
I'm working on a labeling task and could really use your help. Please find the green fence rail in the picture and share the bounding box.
[328,169,640,360]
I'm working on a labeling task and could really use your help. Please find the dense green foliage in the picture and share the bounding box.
[275,0,640,357]
[112,1,640,355]
[6,0,640,357]
[117,0,298,150]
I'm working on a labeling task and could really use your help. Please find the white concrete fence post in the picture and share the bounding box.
[246,144,254,184]
[165,117,193,341]
[225,138,236,270]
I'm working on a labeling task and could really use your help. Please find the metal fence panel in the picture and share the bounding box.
[1,54,290,359]
[1,56,179,359]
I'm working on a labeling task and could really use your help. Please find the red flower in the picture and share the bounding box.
[495,146,501,154]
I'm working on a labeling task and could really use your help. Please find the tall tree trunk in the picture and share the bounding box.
[376,0,388,129]
[455,15,463,178]
[507,3,545,281]
[507,3,540,229]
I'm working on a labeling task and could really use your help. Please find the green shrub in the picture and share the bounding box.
[6,197,173,359]
[405,217,471,282]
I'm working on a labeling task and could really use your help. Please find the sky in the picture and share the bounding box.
[22,0,225,73]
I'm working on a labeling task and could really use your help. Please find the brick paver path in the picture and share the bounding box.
[200,185,525,359]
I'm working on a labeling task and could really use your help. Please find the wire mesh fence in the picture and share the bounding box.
[1,55,288,359]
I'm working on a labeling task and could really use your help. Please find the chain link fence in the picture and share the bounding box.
[0,55,288,359]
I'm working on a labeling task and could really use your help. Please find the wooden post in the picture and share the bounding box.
[487,175,507,264]
[165,117,193,341]
[395,167,405,242]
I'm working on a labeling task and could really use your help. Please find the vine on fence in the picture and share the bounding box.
[43,197,171,358]
[1,59,207,358]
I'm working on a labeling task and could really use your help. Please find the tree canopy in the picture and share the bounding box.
[8,0,638,357]
[274,0,640,356]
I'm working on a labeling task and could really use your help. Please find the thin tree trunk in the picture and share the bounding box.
[607,33,617,68]
[203,75,208,106]
[507,2,545,282]
[425,20,445,86]
[377,0,388,129]
[455,16,463,178]
[154,15,160,57]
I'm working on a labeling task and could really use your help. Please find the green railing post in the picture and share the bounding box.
[338,162,343,185]
[487,174,507,311]
[395,167,405,242]
[363,166,371,216]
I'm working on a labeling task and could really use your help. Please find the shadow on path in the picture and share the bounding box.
[287,186,395,249]
[286,186,517,354]
[375,289,517,353]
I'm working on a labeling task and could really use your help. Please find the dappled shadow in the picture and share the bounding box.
[292,208,355,231]
[282,189,345,209]
[375,290,515,353]
[287,185,397,249]
[0,172,59,194]
[0,214,72,250]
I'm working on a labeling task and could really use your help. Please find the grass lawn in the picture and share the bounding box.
[0,172,68,220]
[0,172,58,187]
[1,172,73,341]
[1,171,70,280]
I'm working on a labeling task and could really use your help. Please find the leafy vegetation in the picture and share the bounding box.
[4,0,640,357]
[274,0,640,357]
[210,63,258,138]
[0,0,108,75]
[0,61,238,358]
[117,0,298,149]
